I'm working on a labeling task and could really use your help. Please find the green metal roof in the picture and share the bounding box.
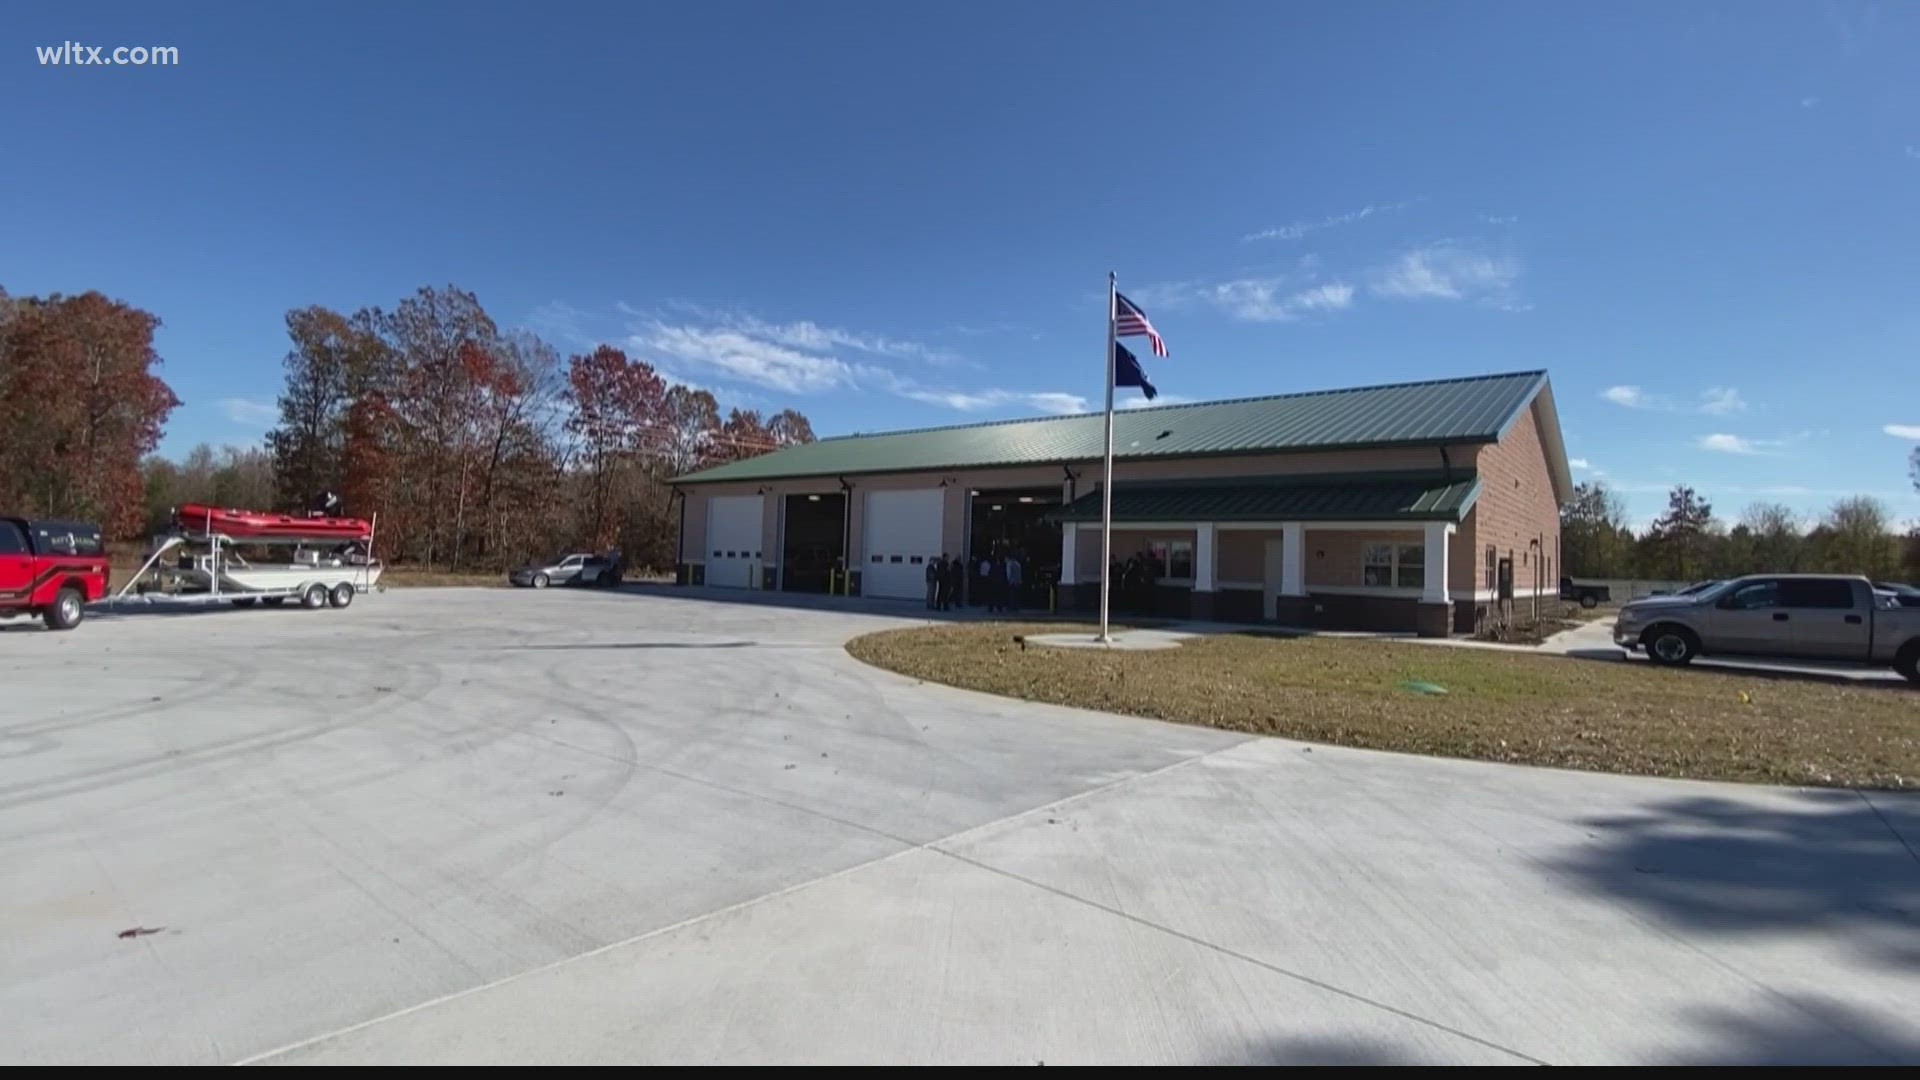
[1046,471,1483,524]
[671,370,1548,485]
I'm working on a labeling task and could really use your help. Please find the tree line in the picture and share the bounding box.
[1,284,814,572]
[1561,482,1920,583]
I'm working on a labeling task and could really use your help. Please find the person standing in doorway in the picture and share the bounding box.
[924,555,940,610]
[945,552,966,611]
[976,552,993,611]
[1003,550,1023,612]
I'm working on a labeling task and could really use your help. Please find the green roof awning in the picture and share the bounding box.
[1045,471,1482,524]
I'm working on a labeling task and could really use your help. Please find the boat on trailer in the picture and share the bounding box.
[175,503,373,542]
[111,507,383,611]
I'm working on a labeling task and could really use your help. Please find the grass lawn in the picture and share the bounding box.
[846,622,1919,789]
[378,567,510,588]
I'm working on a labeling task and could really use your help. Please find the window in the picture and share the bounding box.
[1146,539,1193,581]
[1485,546,1496,591]
[1779,579,1854,609]
[1364,542,1426,589]
[1719,580,1779,610]
[0,523,25,556]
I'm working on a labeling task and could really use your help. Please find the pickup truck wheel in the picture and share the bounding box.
[1580,594,1599,609]
[300,583,329,610]
[1895,643,1920,686]
[1643,625,1699,666]
[43,587,84,631]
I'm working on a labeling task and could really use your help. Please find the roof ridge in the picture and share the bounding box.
[816,369,1547,443]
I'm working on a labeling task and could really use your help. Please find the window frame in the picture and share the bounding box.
[1718,579,1780,611]
[1778,579,1856,610]
[0,522,26,556]
[1363,541,1426,590]
[1145,538,1195,584]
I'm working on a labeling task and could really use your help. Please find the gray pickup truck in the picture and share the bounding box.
[1613,574,1920,683]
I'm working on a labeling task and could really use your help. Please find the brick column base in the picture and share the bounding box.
[1416,602,1452,638]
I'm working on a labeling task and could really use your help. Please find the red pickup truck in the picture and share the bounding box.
[0,517,111,630]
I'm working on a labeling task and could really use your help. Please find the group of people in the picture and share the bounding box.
[922,549,1026,613]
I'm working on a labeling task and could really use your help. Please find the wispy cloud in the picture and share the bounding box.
[1698,387,1747,415]
[1907,146,1920,161]
[1241,200,1415,243]
[1569,457,1591,470]
[1700,433,1765,455]
[1885,423,1920,440]
[218,397,278,427]
[1372,242,1520,305]
[896,388,1087,414]
[1477,213,1519,225]
[1136,275,1355,323]
[630,324,872,394]
[1601,385,1655,408]
[623,306,1077,416]
[1214,280,1355,322]
[1800,96,1820,108]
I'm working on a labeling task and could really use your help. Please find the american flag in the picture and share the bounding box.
[1113,292,1167,357]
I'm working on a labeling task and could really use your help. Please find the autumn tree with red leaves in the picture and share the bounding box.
[0,289,179,536]
[565,345,669,549]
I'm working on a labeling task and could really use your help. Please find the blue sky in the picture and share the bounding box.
[4,1,1917,528]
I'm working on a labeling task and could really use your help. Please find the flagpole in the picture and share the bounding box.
[1098,271,1117,643]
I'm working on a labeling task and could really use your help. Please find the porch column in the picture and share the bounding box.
[1273,522,1308,625]
[1191,522,1216,620]
[1281,523,1305,595]
[1059,522,1077,587]
[1417,521,1454,637]
[1422,522,1452,604]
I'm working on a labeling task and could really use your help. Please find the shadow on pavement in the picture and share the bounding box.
[1549,791,1920,966]
[1236,994,1920,1064]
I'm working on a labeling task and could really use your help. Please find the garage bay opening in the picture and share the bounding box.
[781,492,845,593]
[968,487,1062,608]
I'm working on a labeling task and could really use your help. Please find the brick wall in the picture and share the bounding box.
[1304,528,1423,588]
[1216,529,1282,583]
[1469,401,1563,598]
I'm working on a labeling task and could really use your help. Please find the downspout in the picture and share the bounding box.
[1438,445,1454,482]
[838,476,853,595]
[674,488,687,585]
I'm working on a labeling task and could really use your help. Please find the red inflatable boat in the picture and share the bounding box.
[175,503,373,541]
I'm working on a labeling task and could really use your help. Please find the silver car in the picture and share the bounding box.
[509,553,594,589]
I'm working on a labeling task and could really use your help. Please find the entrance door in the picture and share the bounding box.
[704,495,764,589]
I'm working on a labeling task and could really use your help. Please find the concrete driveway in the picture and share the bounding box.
[1,588,1915,1065]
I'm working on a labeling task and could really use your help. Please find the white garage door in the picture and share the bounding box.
[705,495,764,589]
[863,489,945,599]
